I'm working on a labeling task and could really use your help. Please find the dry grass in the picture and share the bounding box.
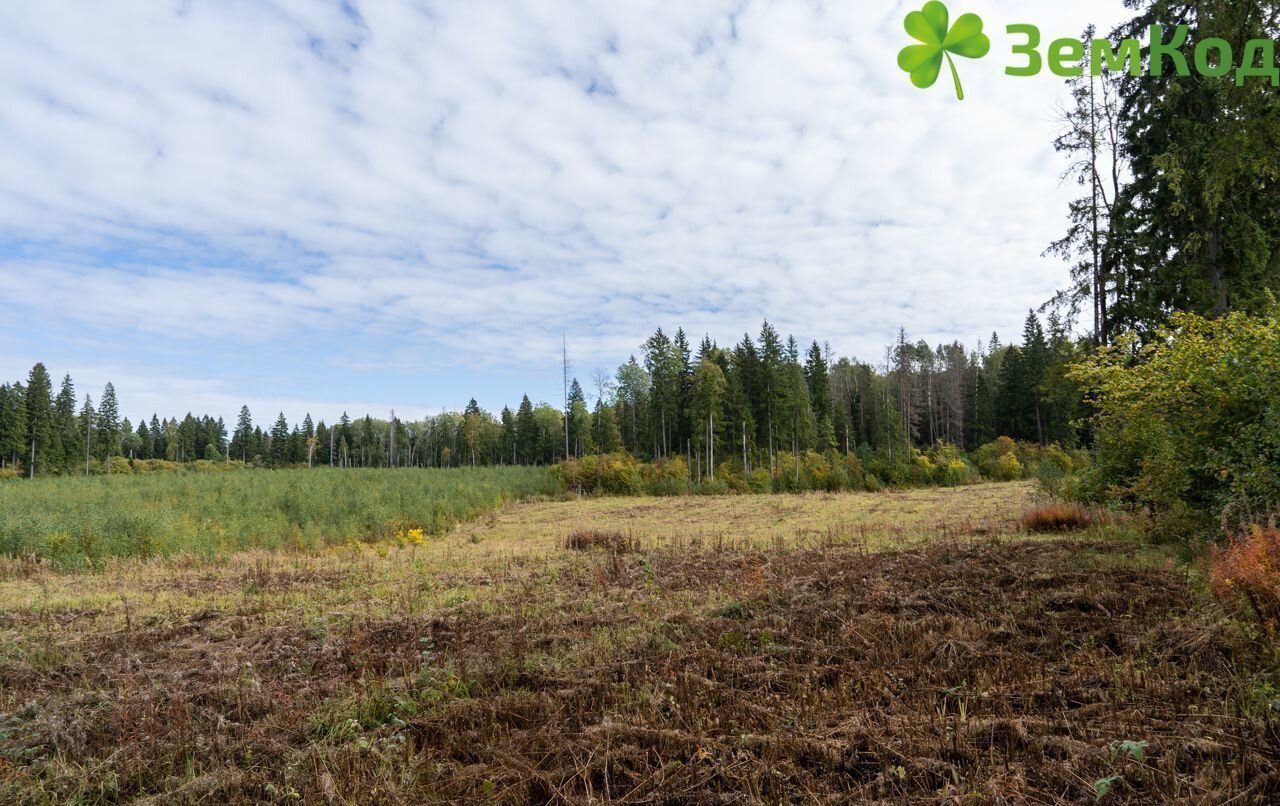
[455,481,1037,558]
[564,529,634,552]
[1021,502,1107,533]
[4,483,1274,804]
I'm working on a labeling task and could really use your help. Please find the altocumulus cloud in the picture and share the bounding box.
[0,0,1127,420]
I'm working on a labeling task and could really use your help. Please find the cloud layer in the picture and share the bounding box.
[0,0,1128,421]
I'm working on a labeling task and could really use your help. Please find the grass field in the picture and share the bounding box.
[0,467,558,568]
[3,481,1278,803]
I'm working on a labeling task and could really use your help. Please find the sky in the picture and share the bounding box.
[0,0,1131,426]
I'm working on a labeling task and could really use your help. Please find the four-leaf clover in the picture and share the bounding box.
[897,2,990,101]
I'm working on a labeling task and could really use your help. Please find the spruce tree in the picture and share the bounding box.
[804,341,836,451]
[55,374,80,472]
[270,412,290,467]
[231,406,253,462]
[0,384,24,469]
[96,382,120,468]
[515,395,537,464]
[79,395,94,475]
[24,364,57,477]
[149,413,161,459]
[137,420,151,460]
[499,406,516,464]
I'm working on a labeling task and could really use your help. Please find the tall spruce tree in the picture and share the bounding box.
[55,374,80,472]
[24,364,57,477]
[96,382,120,468]
[515,395,537,464]
[269,412,290,467]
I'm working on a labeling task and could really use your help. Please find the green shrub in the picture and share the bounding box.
[1072,304,1280,537]
[643,456,689,496]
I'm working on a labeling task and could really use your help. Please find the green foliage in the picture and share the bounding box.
[551,452,644,496]
[549,441,1036,498]
[1094,774,1123,801]
[0,466,557,567]
[1109,739,1148,763]
[972,436,1084,487]
[1071,306,1280,538]
[908,443,979,487]
[1106,0,1280,336]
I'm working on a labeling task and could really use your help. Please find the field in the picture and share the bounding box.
[0,467,558,568]
[2,482,1279,803]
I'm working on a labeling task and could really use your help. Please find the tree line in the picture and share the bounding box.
[0,309,1082,478]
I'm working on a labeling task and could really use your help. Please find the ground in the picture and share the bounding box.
[1,482,1278,804]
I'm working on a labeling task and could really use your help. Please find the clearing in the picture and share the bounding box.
[1,482,1277,804]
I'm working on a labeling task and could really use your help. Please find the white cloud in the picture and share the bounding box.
[0,0,1131,417]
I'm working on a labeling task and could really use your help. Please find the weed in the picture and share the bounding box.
[1021,503,1106,532]
[1209,527,1280,628]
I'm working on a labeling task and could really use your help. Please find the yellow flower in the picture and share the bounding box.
[407,527,426,545]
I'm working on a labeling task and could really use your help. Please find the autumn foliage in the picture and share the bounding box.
[1209,528,1280,628]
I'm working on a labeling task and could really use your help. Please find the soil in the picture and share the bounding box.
[2,538,1277,804]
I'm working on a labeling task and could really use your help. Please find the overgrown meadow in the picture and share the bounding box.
[0,467,557,569]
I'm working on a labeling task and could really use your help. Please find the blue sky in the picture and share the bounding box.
[0,0,1128,426]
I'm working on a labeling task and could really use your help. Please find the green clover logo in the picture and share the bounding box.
[897,2,990,101]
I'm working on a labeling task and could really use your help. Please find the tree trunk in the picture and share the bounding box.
[1207,224,1227,316]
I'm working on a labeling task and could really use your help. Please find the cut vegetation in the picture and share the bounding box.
[2,484,1277,803]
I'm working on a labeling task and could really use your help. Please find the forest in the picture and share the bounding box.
[0,309,1077,478]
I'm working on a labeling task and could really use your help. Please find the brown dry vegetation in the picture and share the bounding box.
[1020,504,1108,534]
[1,484,1278,804]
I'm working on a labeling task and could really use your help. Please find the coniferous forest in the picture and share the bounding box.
[0,310,1078,479]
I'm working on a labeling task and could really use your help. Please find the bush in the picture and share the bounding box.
[747,468,773,494]
[908,443,979,487]
[974,437,1025,481]
[1020,503,1105,533]
[694,478,730,495]
[1072,305,1280,538]
[643,456,689,496]
[1209,528,1280,628]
